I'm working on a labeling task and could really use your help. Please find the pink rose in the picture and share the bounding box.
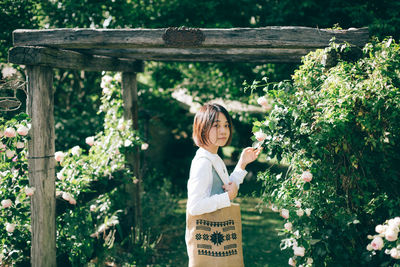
[294,200,301,208]
[90,205,96,212]
[371,236,384,250]
[6,149,15,159]
[257,96,272,110]
[288,257,296,266]
[5,223,15,233]
[293,246,305,257]
[16,141,24,149]
[54,151,65,162]
[4,128,16,138]
[17,126,29,136]
[284,222,293,231]
[281,209,289,219]
[254,130,268,142]
[25,187,35,196]
[69,197,77,205]
[85,136,95,146]
[141,143,149,150]
[1,199,12,208]
[301,171,313,182]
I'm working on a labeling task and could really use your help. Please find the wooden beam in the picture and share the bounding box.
[27,66,56,267]
[75,47,314,63]
[8,46,144,72]
[13,27,369,49]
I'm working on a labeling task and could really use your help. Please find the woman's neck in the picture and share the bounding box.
[201,145,218,154]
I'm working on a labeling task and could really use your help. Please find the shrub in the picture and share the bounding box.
[251,38,400,266]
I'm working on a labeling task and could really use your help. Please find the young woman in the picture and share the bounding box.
[186,103,261,235]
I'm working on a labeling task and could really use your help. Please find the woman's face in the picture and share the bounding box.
[206,112,230,151]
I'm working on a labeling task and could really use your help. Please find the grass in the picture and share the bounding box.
[153,197,289,267]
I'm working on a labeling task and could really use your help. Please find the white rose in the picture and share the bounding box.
[62,192,71,202]
[124,140,132,147]
[271,205,279,212]
[17,125,29,136]
[1,199,12,208]
[71,146,80,156]
[301,171,313,182]
[1,66,17,78]
[390,248,400,259]
[288,257,296,266]
[85,136,95,146]
[5,149,15,159]
[305,208,312,217]
[294,200,301,208]
[375,224,386,234]
[25,187,35,196]
[307,257,313,264]
[54,151,65,162]
[385,228,398,242]
[366,244,374,251]
[16,141,24,149]
[296,209,304,217]
[56,172,63,180]
[281,209,289,219]
[90,205,96,212]
[254,129,268,142]
[5,223,15,233]
[257,96,272,111]
[371,236,384,250]
[284,222,293,231]
[293,246,305,257]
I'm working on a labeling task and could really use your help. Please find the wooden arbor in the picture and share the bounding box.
[8,26,369,267]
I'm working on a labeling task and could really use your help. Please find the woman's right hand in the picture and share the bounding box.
[223,182,238,200]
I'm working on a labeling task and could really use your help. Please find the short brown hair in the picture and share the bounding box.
[192,103,233,147]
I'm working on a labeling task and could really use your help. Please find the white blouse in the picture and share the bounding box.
[186,147,247,216]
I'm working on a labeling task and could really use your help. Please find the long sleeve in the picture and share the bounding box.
[229,165,248,189]
[187,157,231,216]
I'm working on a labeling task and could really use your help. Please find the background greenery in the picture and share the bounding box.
[1,0,400,266]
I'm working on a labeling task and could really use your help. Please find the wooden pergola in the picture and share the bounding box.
[8,26,369,267]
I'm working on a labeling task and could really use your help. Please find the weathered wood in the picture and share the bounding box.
[26,66,56,267]
[76,47,314,62]
[121,72,142,240]
[13,27,369,49]
[9,46,144,72]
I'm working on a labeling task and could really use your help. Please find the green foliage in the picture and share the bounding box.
[253,39,400,265]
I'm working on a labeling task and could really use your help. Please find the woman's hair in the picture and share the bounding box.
[192,103,233,147]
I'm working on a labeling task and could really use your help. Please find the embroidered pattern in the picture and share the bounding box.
[194,218,240,257]
[210,231,225,246]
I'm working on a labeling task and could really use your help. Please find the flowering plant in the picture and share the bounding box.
[249,38,400,266]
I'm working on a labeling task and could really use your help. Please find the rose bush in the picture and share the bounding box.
[250,38,400,266]
[0,73,177,266]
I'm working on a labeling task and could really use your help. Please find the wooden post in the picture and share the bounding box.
[121,72,142,239]
[26,66,56,267]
